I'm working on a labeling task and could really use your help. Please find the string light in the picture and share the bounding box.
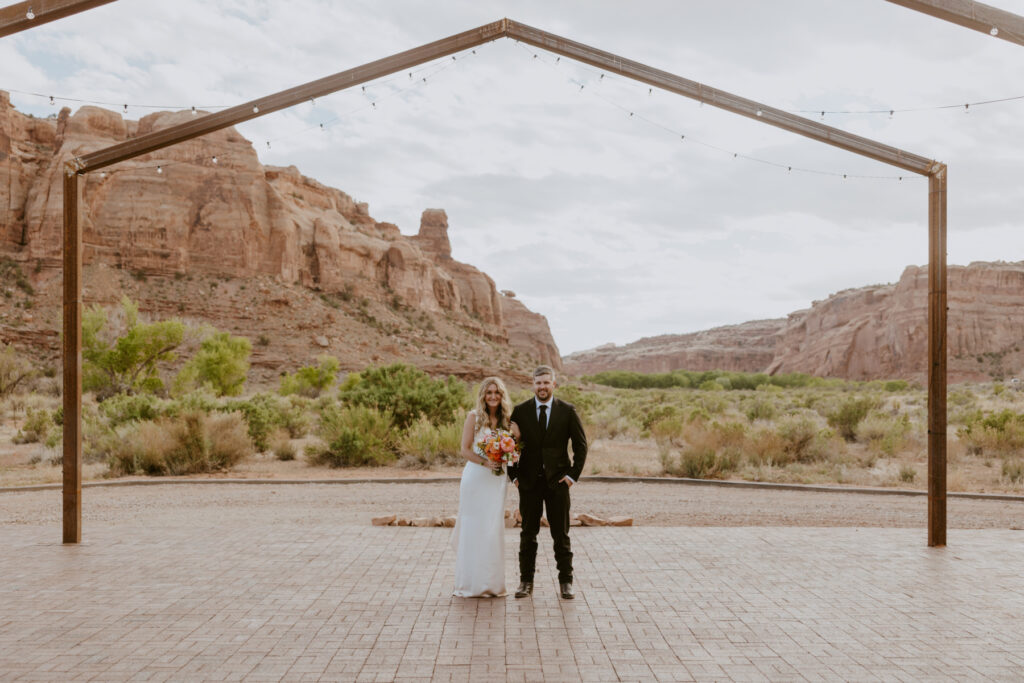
[520,42,923,182]
[25,6,34,20]
[156,165,162,174]
[991,27,999,36]
[212,155,218,164]
[252,106,259,113]
[49,95,54,105]
[123,104,127,113]
[191,106,197,115]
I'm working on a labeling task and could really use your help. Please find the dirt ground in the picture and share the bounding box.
[2,478,1022,530]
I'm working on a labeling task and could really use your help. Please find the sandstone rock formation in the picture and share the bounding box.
[499,291,563,372]
[563,319,784,377]
[0,92,560,375]
[565,262,1024,383]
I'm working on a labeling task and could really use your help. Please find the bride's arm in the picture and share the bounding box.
[460,412,486,465]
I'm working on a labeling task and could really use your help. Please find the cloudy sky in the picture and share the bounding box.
[2,0,1023,354]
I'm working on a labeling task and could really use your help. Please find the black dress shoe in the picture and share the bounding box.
[560,582,574,599]
[515,582,533,598]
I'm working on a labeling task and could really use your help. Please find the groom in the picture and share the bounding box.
[509,365,587,600]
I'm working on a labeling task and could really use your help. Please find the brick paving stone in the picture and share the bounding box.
[2,512,1024,681]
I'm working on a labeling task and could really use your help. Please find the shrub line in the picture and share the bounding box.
[2,475,1024,503]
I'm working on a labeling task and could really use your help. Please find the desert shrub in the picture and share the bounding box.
[884,380,909,392]
[99,392,162,426]
[222,393,294,451]
[13,407,55,444]
[108,411,252,476]
[856,412,912,455]
[205,411,254,468]
[639,403,680,431]
[0,344,36,397]
[83,296,185,398]
[957,410,1024,456]
[269,429,296,461]
[770,416,832,464]
[1003,460,1024,484]
[340,363,467,430]
[650,415,687,447]
[698,379,724,392]
[659,419,745,479]
[743,396,777,422]
[826,396,880,441]
[279,355,340,397]
[308,404,395,467]
[899,465,917,483]
[175,331,251,397]
[397,418,463,468]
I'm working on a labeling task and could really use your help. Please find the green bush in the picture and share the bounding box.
[1003,460,1024,484]
[13,407,54,444]
[308,405,395,467]
[83,296,185,398]
[666,447,740,479]
[279,355,340,397]
[99,392,162,426]
[176,331,251,397]
[340,363,466,430]
[899,465,917,483]
[826,396,879,441]
[269,429,296,461]
[397,418,463,468]
[856,413,912,455]
[957,410,1024,456]
[0,343,36,397]
[743,397,777,422]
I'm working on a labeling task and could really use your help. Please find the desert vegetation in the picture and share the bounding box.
[0,302,1022,493]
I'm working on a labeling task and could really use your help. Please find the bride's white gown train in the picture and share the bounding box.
[452,425,508,598]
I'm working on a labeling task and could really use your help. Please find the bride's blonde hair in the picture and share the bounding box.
[474,376,512,430]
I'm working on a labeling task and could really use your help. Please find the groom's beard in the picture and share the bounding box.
[534,389,551,401]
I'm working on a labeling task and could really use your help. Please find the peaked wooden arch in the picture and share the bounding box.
[61,18,949,546]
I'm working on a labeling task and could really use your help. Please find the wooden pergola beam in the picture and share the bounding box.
[0,0,117,38]
[62,17,948,547]
[884,0,1024,46]
[505,20,938,176]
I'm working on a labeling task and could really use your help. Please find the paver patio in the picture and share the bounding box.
[2,505,1023,681]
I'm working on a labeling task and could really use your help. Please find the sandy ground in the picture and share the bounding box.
[2,479,1022,530]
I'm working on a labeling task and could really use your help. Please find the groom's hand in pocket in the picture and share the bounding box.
[559,476,574,488]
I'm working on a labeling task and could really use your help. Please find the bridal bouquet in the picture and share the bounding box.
[475,429,520,476]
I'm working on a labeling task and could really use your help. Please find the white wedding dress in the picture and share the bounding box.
[452,414,508,598]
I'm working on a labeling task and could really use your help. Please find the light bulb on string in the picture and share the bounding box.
[266,141,271,149]
[212,156,218,164]
[991,27,999,35]
[252,106,259,113]
[319,123,325,131]
[49,96,54,105]
[157,166,163,174]
[756,109,763,117]
[100,172,106,179]
[123,104,128,114]
[964,103,970,113]
[889,110,894,119]
[820,111,825,119]
[191,106,197,115]
[25,6,34,20]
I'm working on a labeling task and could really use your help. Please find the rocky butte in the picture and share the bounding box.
[564,261,1024,383]
[0,92,560,380]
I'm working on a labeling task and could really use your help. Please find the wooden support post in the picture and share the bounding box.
[927,165,948,547]
[62,169,82,544]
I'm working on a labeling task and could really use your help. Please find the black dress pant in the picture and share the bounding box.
[518,473,573,584]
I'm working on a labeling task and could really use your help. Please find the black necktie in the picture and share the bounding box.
[539,404,547,432]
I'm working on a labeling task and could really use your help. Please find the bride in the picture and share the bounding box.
[452,376,515,598]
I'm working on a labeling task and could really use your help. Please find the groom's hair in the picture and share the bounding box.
[533,365,556,379]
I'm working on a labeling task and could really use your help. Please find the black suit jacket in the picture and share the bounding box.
[509,397,587,489]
